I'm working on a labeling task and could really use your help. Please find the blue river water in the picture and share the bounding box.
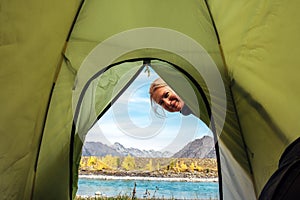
[77,178,219,199]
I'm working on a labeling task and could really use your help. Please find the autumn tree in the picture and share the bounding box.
[121,154,136,171]
[173,160,188,172]
[102,154,118,169]
[189,162,195,172]
[116,157,121,168]
[194,161,203,171]
[168,159,177,171]
[156,162,160,171]
[85,156,110,170]
[180,161,188,172]
[87,156,97,167]
[94,159,105,171]
[80,157,87,169]
[145,159,153,171]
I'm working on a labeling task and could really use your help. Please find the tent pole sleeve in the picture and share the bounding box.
[204,0,220,44]
[210,115,224,200]
[205,0,257,196]
[219,37,258,197]
[66,0,86,42]
[31,82,56,200]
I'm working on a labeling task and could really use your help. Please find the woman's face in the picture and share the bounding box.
[152,86,184,112]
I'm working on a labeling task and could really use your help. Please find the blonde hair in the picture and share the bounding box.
[149,78,168,117]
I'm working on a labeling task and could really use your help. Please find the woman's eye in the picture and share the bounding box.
[158,92,169,105]
[164,92,169,98]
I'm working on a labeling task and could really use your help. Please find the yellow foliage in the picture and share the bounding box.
[80,158,86,168]
[94,162,105,170]
[180,162,188,172]
[145,159,153,171]
[156,162,160,171]
[189,162,195,171]
[83,156,112,171]
[175,162,179,168]
[87,156,97,166]
[195,165,203,171]
[192,161,203,171]
[102,155,118,169]
[121,154,135,171]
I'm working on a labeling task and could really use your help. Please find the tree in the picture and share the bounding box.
[189,162,195,172]
[102,154,118,169]
[116,157,121,168]
[169,159,177,171]
[194,161,203,171]
[156,162,160,171]
[85,156,109,170]
[121,154,136,171]
[180,161,188,172]
[145,159,153,171]
[87,156,97,167]
[94,159,105,171]
[79,157,86,169]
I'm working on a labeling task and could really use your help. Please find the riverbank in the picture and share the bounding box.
[79,157,218,182]
[79,174,218,182]
[79,168,218,181]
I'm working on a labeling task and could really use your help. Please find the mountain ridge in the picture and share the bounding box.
[82,135,215,158]
[172,135,216,158]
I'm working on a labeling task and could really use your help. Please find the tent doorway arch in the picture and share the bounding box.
[71,58,222,199]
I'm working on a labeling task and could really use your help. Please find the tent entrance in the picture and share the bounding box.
[73,59,221,199]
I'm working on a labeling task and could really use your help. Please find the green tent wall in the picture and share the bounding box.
[1,0,299,199]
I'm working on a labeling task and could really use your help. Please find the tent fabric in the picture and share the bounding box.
[61,0,254,199]
[0,1,81,199]
[1,0,300,200]
[151,60,256,200]
[71,62,144,197]
[207,0,300,192]
[33,60,143,199]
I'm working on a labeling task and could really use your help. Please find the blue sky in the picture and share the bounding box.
[85,67,212,153]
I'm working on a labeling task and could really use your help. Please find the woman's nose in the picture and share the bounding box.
[163,98,171,106]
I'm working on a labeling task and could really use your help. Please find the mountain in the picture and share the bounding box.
[172,135,216,158]
[82,141,173,158]
[82,135,216,158]
[82,142,122,157]
[111,142,173,158]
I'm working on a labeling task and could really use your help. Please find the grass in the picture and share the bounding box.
[75,195,131,200]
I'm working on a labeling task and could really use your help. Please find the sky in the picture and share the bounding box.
[85,67,213,153]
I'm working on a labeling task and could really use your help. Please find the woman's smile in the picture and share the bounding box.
[152,87,184,112]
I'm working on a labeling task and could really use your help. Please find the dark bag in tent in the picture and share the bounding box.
[258,137,300,200]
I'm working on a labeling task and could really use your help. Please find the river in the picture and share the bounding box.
[76,177,219,199]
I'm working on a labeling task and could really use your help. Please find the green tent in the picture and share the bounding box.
[1,0,299,199]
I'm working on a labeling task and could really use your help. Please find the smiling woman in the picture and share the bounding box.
[149,77,193,116]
